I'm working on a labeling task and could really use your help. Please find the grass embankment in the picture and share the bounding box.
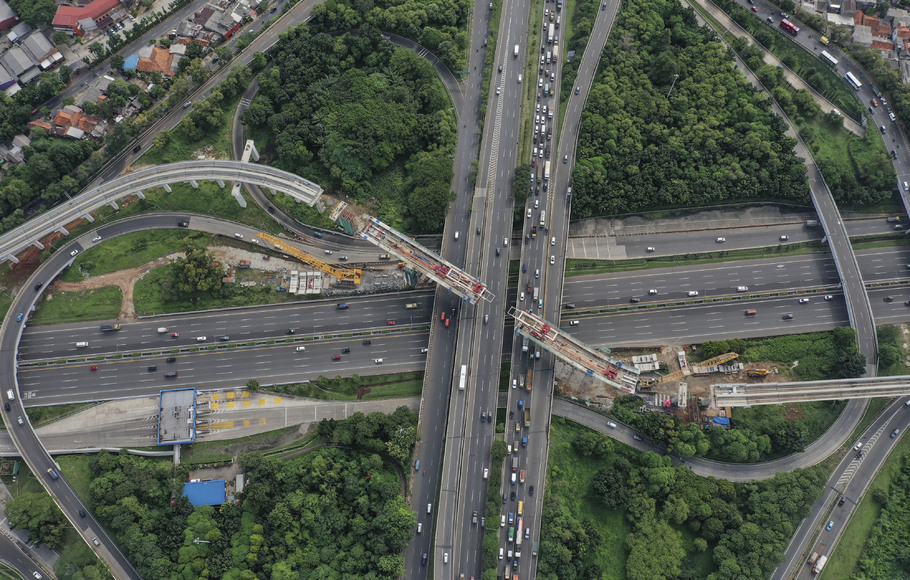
[138,93,241,165]
[265,371,424,401]
[545,417,637,579]
[59,230,193,281]
[28,287,123,325]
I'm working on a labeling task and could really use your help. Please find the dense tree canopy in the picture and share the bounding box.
[539,418,826,580]
[85,407,417,578]
[6,492,68,549]
[245,27,456,233]
[572,0,808,218]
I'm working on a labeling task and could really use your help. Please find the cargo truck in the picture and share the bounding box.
[812,555,827,574]
[237,260,251,268]
[806,219,819,227]
[552,45,559,63]
[532,541,539,556]
[808,546,823,565]
[544,161,550,180]
[508,526,515,543]
[522,336,529,352]
[512,456,519,472]
[516,519,523,547]
[526,368,533,391]
[524,409,531,428]
[100,324,121,331]
[548,23,554,43]
[514,44,519,57]
[533,287,540,301]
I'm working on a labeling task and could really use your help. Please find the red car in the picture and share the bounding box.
[90,366,98,371]
[388,320,397,326]
[171,333,180,338]
[751,5,758,11]
[332,355,341,360]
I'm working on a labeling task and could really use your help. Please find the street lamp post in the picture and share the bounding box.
[667,74,679,99]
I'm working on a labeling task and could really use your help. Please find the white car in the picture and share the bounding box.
[374,358,384,364]
[501,515,506,527]
[798,298,810,304]
[736,286,748,292]
[550,255,555,264]
[70,249,79,256]
[483,468,489,479]
[648,289,657,295]
[646,246,655,252]
[716,237,726,243]
[296,346,306,352]
[527,208,532,218]
[824,295,834,301]
[92,235,102,243]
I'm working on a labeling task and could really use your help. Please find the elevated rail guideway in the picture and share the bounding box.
[510,307,640,392]
[712,375,910,407]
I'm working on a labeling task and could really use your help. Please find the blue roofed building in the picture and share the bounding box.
[182,479,226,506]
[122,53,139,70]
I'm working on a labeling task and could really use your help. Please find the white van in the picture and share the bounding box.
[687,291,699,297]
[551,236,556,246]
[454,231,460,240]
[5,389,14,401]
[517,74,522,83]
[234,233,243,239]
[606,421,617,428]
[196,336,207,342]
[157,327,169,333]
[76,342,89,348]
[374,358,384,364]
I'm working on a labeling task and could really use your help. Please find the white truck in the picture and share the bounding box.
[514,44,519,57]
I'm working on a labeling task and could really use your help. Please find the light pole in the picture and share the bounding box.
[667,74,679,99]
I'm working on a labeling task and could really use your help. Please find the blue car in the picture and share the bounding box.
[16,313,23,322]
[826,520,834,531]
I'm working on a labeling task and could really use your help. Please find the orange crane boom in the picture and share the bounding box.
[641,352,739,387]
[257,232,362,285]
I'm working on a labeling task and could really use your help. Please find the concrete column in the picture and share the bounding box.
[243,140,260,162]
[109,201,119,211]
[189,180,199,189]
[217,180,225,189]
[162,184,172,193]
[82,214,95,223]
[56,226,69,236]
[32,241,44,250]
[269,188,276,196]
[5,254,19,264]
[231,182,247,208]
[136,192,145,200]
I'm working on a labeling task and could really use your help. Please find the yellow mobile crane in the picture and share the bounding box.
[641,352,739,388]
[257,233,362,285]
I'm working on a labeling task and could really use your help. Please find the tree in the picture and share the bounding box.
[185,59,209,84]
[110,54,125,70]
[52,31,70,46]
[246,379,260,391]
[6,492,68,549]
[172,239,224,301]
[250,51,268,71]
[214,45,234,64]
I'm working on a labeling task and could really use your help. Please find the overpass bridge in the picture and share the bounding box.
[0,158,490,304]
[711,375,910,407]
[510,307,640,392]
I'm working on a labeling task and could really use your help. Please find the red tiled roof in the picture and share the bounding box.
[53,0,121,29]
[136,46,174,75]
[854,9,864,25]
[871,40,894,50]
[896,27,910,38]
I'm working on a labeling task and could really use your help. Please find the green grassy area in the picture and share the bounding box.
[56,455,98,501]
[518,0,547,165]
[132,262,301,315]
[28,287,123,325]
[731,401,846,458]
[546,416,635,579]
[25,403,98,428]
[825,438,910,577]
[59,230,201,282]
[138,94,241,165]
[265,371,424,401]
[180,425,304,464]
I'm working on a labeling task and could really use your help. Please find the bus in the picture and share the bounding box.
[458,364,467,390]
[845,71,862,91]
[779,18,799,35]
[539,210,546,228]
[820,50,838,68]
[516,518,524,547]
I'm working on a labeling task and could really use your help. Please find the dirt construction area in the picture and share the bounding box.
[37,245,414,318]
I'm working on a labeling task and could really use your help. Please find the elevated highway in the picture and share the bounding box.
[712,375,910,407]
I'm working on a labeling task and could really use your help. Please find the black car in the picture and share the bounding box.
[529,485,534,496]
[782,313,794,320]
[79,510,86,517]
[362,340,372,345]
[177,221,189,228]
[502,493,507,504]
[218,336,230,341]
[630,298,641,303]
[341,348,351,353]
[132,144,141,153]
[510,491,516,501]
[421,553,427,565]
[564,303,575,309]
[166,357,176,363]
[838,497,846,507]
[33,282,43,291]
[147,366,157,372]
[3,403,9,412]
[267,206,276,214]
[884,296,895,302]
[286,329,296,335]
